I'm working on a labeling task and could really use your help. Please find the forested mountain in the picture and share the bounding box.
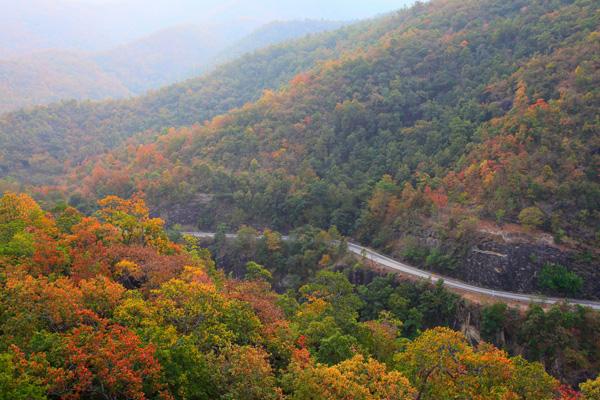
[0,14,402,184]
[0,0,408,60]
[1,0,600,397]
[0,19,347,114]
[58,0,599,298]
[94,20,347,95]
[91,23,252,95]
[212,20,348,66]
[0,50,132,113]
[0,192,598,398]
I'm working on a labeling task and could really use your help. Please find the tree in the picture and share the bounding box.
[481,303,508,343]
[581,375,600,400]
[396,327,526,400]
[152,267,262,349]
[52,322,167,400]
[214,345,282,400]
[283,351,415,400]
[299,271,363,330]
[78,276,126,318]
[1,276,84,343]
[316,332,358,365]
[518,207,545,229]
[145,327,218,400]
[0,193,57,261]
[245,261,273,283]
[67,217,118,281]
[509,356,559,400]
[0,352,46,400]
[538,263,583,296]
[96,195,172,253]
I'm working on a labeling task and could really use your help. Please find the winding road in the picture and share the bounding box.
[185,231,600,310]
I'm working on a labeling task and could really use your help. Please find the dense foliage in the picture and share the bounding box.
[54,0,599,289]
[0,15,398,185]
[0,20,347,115]
[0,192,598,399]
[210,228,600,386]
[2,0,599,397]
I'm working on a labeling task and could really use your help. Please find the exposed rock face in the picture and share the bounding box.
[461,239,599,299]
[385,217,600,299]
[156,193,215,227]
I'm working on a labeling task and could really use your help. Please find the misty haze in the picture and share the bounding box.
[0,0,598,398]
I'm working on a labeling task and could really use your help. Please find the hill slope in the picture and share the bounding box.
[0,19,347,114]
[91,24,247,95]
[0,14,404,184]
[69,0,599,296]
[212,20,348,66]
[0,50,132,113]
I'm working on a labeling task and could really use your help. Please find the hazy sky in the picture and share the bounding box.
[62,0,412,20]
[0,0,415,57]
[54,0,408,20]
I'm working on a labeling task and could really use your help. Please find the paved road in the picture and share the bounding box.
[185,231,600,310]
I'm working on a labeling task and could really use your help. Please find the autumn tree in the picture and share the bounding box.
[283,350,415,400]
[97,195,172,253]
[51,322,167,400]
[213,345,282,400]
[581,376,600,400]
[396,327,557,399]
[0,352,46,400]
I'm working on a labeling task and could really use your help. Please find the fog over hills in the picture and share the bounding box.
[0,0,411,57]
[0,0,412,112]
[0,19,352,113]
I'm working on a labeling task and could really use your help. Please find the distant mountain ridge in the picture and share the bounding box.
[0,14,392,183]
[211,20,348,67]
[0,0,410,59]
[0,19,346,113]
[0,50,132,113]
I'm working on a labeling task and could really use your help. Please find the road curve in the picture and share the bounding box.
[185,232,600,310]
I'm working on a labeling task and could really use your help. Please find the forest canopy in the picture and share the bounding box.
[0,192,598,399]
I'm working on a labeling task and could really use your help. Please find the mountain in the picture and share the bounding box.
[212,20,348,66]
[0,19,347,113]
[62,0,599,297]
[0,0,599,395]
[92,23,253,95]
[0,15,397,182]
[0,0,598,298]
[0,0,411,59]
[95,20,350,95]
[0,50,132,112]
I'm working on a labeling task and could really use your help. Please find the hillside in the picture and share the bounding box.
[0,19,348,114]
[68,0,599,297]
[92,22,255,95]
[0,192,598,396]
[0,14,403,184]
[0,50,132,112]
[212,20,348,66]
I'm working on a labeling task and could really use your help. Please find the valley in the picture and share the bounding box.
[0,0,598,397]
[187,230,600,308]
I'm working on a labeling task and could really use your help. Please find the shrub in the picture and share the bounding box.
[518,207,545,229]
[538,263,583,296]
[481,303,508,342]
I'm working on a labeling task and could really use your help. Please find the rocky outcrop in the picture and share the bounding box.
[397,226,599,300]
[461,239,598,299]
